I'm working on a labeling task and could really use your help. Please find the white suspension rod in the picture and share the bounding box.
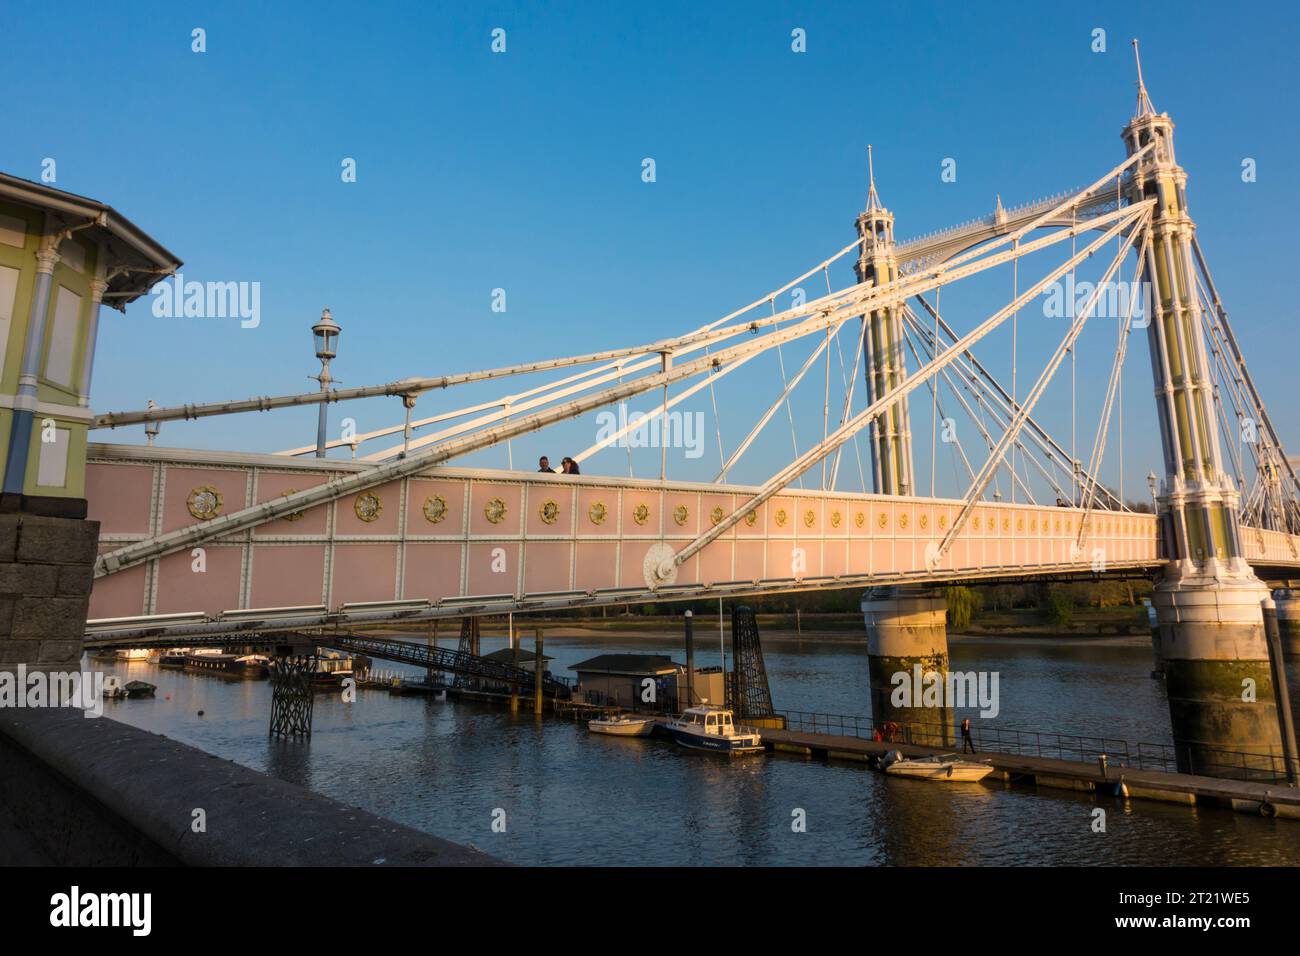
[666,205,1148,578]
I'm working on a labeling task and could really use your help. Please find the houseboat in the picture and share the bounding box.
[183,650,247,675]
[234,654,270,678]
[90,647,151,662]
[666,705,764,755]
[158,648,190,669]
[312,653,355,690]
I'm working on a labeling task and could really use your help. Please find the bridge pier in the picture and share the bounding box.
[1274,589,1300,659]
[1153,570,1283,777]
[862,585,952,746]
[1143,599,1163,678]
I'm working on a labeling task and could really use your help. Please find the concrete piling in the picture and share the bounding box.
[534,629,544,716]
[862,585,952,747]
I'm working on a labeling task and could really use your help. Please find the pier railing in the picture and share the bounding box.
[774,709,1296,784]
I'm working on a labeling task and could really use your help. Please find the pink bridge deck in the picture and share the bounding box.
[83,443,1298,622]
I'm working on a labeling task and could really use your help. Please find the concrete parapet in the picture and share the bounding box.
[0,707,503,866]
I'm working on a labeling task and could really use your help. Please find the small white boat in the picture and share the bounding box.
[588,714,656,737]
[880,750,993,782]
[102,676,128,700]
[666,705,763,755]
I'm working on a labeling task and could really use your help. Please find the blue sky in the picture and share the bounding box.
[4,0,1297,499]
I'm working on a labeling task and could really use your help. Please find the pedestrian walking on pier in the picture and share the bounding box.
[961,717,975,753]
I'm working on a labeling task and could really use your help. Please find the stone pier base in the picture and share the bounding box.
[0,498,99,673]
[1154,569,1284,779]
[1144,599,1163,678]
[862,585,952,747]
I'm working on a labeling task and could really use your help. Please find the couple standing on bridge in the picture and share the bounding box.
[538,455,581,475]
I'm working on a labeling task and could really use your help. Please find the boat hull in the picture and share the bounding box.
[666,726,764,755]
[884,761,993,782]
[588,719,655,737]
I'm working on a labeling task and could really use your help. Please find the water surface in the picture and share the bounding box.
[94,631,1300,866]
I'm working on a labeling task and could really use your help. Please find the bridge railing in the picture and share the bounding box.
[774,709,1295,784]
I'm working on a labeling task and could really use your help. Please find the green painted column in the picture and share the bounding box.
[854,150,913,497]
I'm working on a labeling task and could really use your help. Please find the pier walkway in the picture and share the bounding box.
[745,722,1300,819]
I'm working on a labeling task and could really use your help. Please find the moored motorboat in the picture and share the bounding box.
[158,648,190,669]
[879,750,993,782]
[666,705,763,755]
[588,714,656,737]
[102,676,128,700]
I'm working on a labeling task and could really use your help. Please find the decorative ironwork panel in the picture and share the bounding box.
[268,655,316,738]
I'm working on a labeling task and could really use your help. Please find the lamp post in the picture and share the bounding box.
[1147,471,1159,512]
[312,307,341,458]
[144,399,160,447]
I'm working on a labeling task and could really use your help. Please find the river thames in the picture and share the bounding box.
[93,630,1300,866]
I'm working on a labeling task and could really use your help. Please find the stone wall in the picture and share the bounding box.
[0,509,99,670]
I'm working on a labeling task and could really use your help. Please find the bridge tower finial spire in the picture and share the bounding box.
[866,144,884,212]
[1132,38,1156,118]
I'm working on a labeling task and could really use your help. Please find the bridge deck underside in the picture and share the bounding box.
[84,446,1300,636]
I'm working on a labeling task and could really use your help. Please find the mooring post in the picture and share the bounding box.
[1262,597,1299,785]
[426,619,439,686]
[684,609,695,708]
[534,628,544,715]
[510,622,520,713]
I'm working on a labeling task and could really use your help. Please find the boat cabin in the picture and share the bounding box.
[679,706,735,735]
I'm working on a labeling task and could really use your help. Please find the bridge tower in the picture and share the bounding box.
[855,146,914,497]
[854,150,951,746]
[1122,43,1283,774]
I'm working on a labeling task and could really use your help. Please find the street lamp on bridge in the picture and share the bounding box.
[312,307,341,458]
[1147,471,1159,512]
